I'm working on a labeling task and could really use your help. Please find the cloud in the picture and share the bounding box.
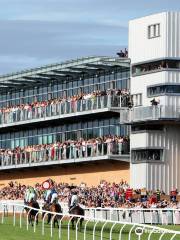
[0,0,179,74]
[0,19,127,74]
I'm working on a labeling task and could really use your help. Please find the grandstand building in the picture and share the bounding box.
[0,11,179,193]
[121,12,180,193]
[0,56,130,186]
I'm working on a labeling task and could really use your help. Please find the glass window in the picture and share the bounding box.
[148,23,160,39]
[148,84,180,97]
[132,149,163,162]
[132,59,180,76]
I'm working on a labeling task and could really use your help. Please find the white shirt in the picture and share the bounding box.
[70,194,79,206]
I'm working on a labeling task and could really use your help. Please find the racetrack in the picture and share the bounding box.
[0,217,180,240]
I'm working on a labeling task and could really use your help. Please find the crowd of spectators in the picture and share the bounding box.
[0,135,130,166]
[0,180,179,209]
[0,89,130,124]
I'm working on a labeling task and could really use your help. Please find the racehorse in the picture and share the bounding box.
[69,205,84,231]
[42,201,62,228]
[24,200,40,226]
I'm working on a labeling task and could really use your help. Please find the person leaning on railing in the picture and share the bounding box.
[0,135,130,165]
[0,89,131,124]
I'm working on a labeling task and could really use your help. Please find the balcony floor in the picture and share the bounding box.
[0,154,130,171]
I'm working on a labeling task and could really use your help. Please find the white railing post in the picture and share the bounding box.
[67,216,74,240]
[50,213,56,237]
[119,224,127,240]
[34,211,40,233]
[58,215,66,239]
[1,204,5,223]
[19,208,24,228]
[75,217,82,240]
[100,221,108,240]
[26,209,32,231]
[42,212,49,235]
[92,220,99,240]
[83,219,91,240]
[128,224,135,240]
[147,228,155,240]
[13,205,16,226]
[110,222,117,240]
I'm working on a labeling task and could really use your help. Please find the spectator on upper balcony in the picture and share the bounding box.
[150,98,160,106]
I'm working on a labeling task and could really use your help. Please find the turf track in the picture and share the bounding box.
[0,216,180,240]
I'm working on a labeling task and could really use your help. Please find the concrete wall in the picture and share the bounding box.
[0,161,130,188]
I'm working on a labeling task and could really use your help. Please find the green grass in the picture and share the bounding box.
[0,216,180,240]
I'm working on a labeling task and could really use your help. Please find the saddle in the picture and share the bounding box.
[69,204,79,213]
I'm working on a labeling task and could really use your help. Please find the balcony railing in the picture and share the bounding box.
[120,105,180,124]
[0,142,130,169]
[0,95,121,128]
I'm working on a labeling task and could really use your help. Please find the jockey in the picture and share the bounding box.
[50,187,58,204]
[69,189,79,211]
[25,186,37,204]
[45,186,58,204]
[45,189,52,203]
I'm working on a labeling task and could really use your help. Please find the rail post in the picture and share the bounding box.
[67,216,74,240]
[42,212,49,235]
[58,214,66,239]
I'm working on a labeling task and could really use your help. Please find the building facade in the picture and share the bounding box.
[121,12,180,193]
[0,56,130,186]
[1,12,179,193]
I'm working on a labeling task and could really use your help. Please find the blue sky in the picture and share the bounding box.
[0,0,179,74]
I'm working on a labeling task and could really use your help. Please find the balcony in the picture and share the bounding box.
[0,95,121,129]
[0,142,130,170]
[120,105,180,124]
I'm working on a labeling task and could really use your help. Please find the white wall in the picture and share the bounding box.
[131,131,165,149]
[129,12,180,64]
[130,163,147,189]
[129,12,180,193]
[131,71,180,106]
[130,125,180,193]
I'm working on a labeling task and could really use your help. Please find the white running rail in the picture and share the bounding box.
[0,203,180,240]
[1,200,180,225]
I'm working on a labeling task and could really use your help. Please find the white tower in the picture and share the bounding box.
[128,12,180,193]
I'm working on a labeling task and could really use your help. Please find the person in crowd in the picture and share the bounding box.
[0,135,130,166]
[0,88,131,125]
[1,180,179,209]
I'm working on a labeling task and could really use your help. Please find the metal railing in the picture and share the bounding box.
[84,207,180,225]
[0,203,180,240]
[120,105,180,123]
[1,201,179,225]
[0,142,130,168]
[0,95,121,127]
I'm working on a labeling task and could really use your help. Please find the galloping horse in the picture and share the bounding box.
[69,205,84,231]
[43,201,62,228]
[24,200,40,226]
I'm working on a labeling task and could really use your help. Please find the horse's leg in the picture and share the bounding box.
[31,215,34,226]
[28,214,31,225]
[71,218,75,230]
[47,214,51,224]
[55,217,59,228]
[79,218,83,232]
